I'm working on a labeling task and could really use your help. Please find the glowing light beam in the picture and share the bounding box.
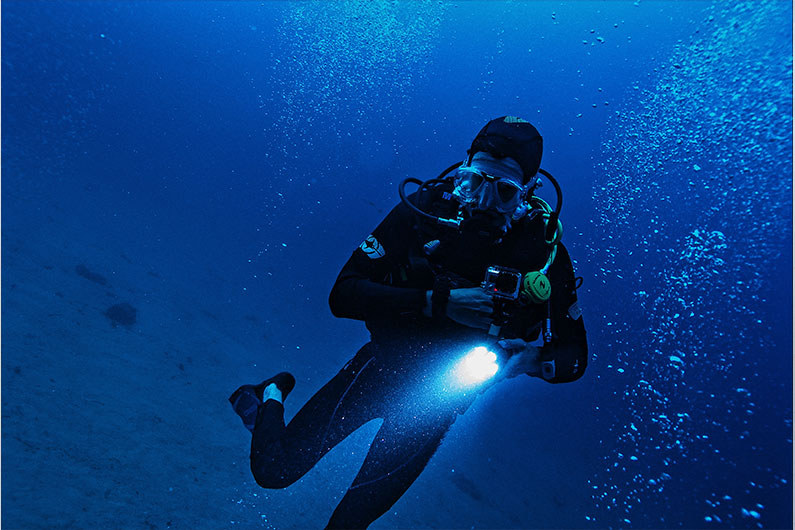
[450,346,499,388]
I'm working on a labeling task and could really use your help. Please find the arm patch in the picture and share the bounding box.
[359,235,386,259]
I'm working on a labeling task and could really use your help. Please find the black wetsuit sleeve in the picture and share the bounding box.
[329,201,427,321]
[538,242,588,383]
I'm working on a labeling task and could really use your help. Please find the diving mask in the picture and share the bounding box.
[452,166,526,214]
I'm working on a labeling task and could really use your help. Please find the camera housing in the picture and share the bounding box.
[481,266,522,300]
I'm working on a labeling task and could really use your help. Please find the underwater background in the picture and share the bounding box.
[2,1,792,529]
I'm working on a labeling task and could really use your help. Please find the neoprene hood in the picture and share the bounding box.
[468,116,543,184]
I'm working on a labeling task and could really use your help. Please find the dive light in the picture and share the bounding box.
[447,346,501,389]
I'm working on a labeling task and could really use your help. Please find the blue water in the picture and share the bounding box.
[2,1,791,529]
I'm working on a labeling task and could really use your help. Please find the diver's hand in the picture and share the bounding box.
[445,288,494,330]
[497,338,542,379]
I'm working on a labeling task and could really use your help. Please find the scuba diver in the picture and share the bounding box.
[229,116,588,529]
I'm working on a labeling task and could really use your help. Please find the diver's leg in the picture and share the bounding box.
[250,344,382,488]
[324,410,456,530]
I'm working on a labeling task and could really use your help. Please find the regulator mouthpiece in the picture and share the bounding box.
[522,271,551,303]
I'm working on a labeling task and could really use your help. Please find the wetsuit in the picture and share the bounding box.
[249,186,588,529]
